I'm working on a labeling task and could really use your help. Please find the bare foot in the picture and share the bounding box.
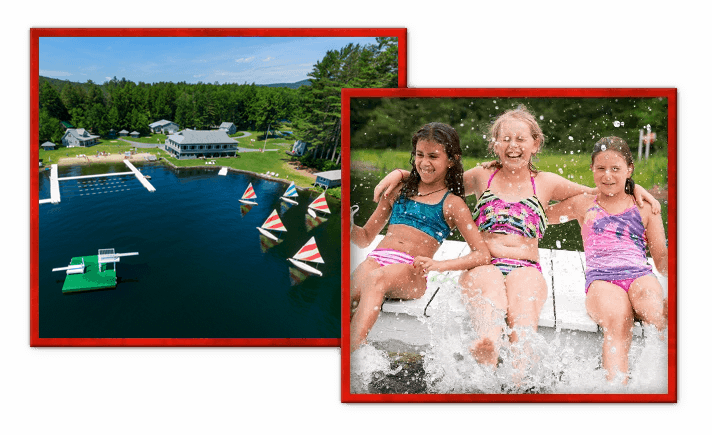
[470,338,498,366]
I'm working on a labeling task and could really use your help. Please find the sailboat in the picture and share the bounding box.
[239,182,258,205]
[281,181,299,205]
[288,236,324,276]
[306,191,330,218]
[256,209,287,241]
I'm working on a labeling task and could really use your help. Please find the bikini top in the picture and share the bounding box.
[472,168,548,239]
[389,191,452,244]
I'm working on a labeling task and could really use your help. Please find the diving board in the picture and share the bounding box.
[123,160,156,192]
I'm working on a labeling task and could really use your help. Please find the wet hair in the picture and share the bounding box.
[400,122,465,201]
[591,136,636,195]
[487,105,545,174]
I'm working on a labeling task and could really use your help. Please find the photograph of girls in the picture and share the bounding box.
[342,88,676,402]
[31,28,406,347]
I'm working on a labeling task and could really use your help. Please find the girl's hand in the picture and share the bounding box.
[373,169,406,203]
[633,184,661,214]
[350,204,359,230]
[479,160,498,169]
[414,256,439,277]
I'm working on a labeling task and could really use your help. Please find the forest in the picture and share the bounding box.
[38,37,399,169]
[349,97,669,158]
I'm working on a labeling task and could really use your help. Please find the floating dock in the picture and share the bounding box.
[218,167,228,176]
[54,255,117,293]
[351,236,667,348]
[52,249,139,293]
[39,164,61,204]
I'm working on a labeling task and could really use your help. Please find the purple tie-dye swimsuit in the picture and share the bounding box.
[582,198,652,292]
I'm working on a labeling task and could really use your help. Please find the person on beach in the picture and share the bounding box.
[546,137,667,383]
[350,122,491,352]
[373,107,661,368]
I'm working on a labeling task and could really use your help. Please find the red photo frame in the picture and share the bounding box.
[30,28,407,347]
[341,88,676,402]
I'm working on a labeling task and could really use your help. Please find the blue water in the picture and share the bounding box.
[38,163,341,339]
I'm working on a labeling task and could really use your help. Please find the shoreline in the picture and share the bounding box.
[54,153,327,194]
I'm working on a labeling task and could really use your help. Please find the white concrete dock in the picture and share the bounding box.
[351,235,667,347]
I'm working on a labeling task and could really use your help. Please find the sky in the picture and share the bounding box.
[39,36,379,85]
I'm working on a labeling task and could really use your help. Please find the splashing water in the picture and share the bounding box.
[351,277,668,395]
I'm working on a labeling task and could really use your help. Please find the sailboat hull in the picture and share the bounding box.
[281,197,299,205]
[288,258,322,276]
[239,200,258,205]
[257,227,280,241]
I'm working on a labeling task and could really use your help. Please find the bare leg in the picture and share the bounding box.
[628,275,667,334]
[350,258,380,319]
[459,265,507,366]
[586,281,634,383]
[504,267,548,343]
[350,262,426,352]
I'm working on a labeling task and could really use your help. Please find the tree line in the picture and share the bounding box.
[39,37,399,170]
[349,97,669,158]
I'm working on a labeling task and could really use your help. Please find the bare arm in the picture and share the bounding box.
[545,171,660,213]
[415,196,491,273]
[546,193,587,225]
[373,169,409,203]
[644,205,668,276]
[351,191,395,248]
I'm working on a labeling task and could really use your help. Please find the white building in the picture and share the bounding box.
[165,130,239,160]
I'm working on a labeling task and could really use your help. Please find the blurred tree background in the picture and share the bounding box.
[349,97,668,158]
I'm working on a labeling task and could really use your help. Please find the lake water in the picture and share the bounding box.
[38,162,341,339]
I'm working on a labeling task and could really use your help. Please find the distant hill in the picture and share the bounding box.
[39,76,311,90]
[258,79,311,89]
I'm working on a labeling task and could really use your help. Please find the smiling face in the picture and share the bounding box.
[414,139,451,186]
[592,150,633,196]
[492,118,540,170]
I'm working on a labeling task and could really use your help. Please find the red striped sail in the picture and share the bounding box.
[308,192,330,214]
[292,237,324,264]
[241,183,257,200]
[261,209,286,232]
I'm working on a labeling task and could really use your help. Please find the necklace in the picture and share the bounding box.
[417,186,447,197]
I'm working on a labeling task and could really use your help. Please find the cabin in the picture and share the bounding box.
[149,119,180,134]
[107,129,117,139]
[218,122,237,135]
[286,140,309,157]
[119,129,129,137]
[164,130,239,160]
[130,131,140,138]
[41,141,56,150]
[313,170,341,189]
[61,128,100,147]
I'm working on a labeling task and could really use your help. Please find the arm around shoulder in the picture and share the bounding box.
[643,203,668,276]
[433,195,491,272]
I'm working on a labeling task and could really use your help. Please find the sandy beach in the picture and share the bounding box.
[56,152,155,166]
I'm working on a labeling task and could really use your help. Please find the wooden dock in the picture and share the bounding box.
[39,164,61,204]
[351,236,667,347]
[39,161,157,204]
[123,160,156,192]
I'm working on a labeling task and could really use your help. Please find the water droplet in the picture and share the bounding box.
[568,136,574,141]
[556,240,562,249]
[559,216,569,223]
[613,121,621,127]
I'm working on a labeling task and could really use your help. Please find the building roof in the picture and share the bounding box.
[64,128,99,141]
[41,141,56,147]
[219,122,235,129]
[314,170,341,181]
[119,129,129,133]
[149,119,176,128]
[130,131,140,135]
[167,130,238,145]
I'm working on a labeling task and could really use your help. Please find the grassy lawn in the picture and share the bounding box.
[350,149,668,190]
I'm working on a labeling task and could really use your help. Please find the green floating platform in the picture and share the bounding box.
[62,255,117,293]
